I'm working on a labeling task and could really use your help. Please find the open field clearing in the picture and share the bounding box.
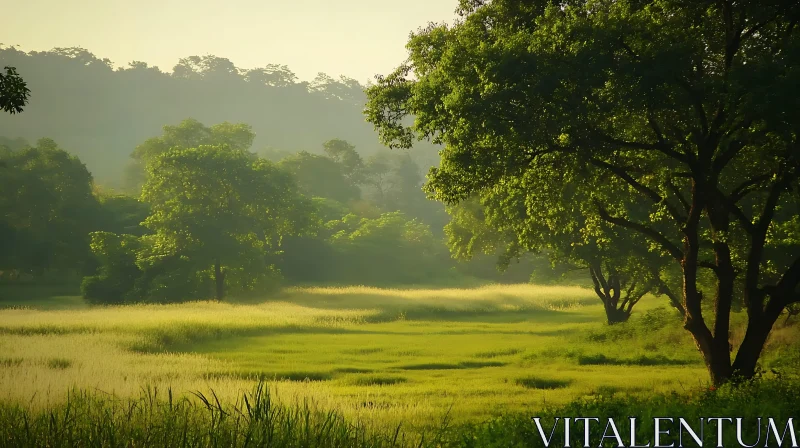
[0,284,797,436]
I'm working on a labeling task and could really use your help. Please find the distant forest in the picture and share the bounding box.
[0,45,440,187]
[0,45,565,292]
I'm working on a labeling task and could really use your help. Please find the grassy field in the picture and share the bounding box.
[0,284,797,439]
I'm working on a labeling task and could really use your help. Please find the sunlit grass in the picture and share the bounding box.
[0,284,796,434]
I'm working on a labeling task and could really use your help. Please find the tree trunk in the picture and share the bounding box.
[604,304,631,325]
[589,263,633,325]
[657,281,686,317]
[732,322,771,379]
[732,299,784,379]
[682,180,728,384]
[785,307,799,327]
[214,258,225,301]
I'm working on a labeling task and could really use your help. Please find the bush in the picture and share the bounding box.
[81,232,143,304]
[81,275,126,305]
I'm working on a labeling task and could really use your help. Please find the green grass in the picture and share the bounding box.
[457,376,800,448]
[0,283,797,437]
[2,377,796,447]
[0,382,422,448]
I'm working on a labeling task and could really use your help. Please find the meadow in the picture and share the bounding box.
[0,284,798,445]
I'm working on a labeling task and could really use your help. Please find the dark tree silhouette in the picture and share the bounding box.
[0,66,29,114]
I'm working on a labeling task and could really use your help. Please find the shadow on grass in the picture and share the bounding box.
[515,376,572,389]
[204,370,333,382]
[257,289,598,325]
[0,284,84,310]
[577,354,695,366]
[0,357,23,367]
[346,374,408,386]
[473,348,524,358]
[140,324,592,356]
[333,367,374,374]
[398,361,506,370]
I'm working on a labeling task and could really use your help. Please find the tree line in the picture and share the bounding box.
[0,118,544,302]
[0,45,443,187]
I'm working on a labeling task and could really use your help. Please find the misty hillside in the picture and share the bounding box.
[0,46,438,186]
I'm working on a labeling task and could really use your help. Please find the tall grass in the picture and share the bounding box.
[451,375,800,448]
[0,382,433,448]
[2,377,797,447]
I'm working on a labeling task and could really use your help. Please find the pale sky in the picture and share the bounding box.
[2,0,459,84]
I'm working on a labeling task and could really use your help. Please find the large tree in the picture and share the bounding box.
[365,0,800,385]
[140,145,313,300]
[322,138,365,183]
[0,139,98,274]
[446,176,686,324]
[125,118,256,191]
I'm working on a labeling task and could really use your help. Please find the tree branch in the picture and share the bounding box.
[592,130,690,164]
[666,177,690,213]
[712,139,748,174]
[741,12,784,41]
[714,187,757,234]
[777,256,800,301]
[595,203,684,262]
[590,158,687,222]
[730,172,775,203]
[647,112,666,143]
[618,39,640,60]
[674,77,709,136]
[699,260,720,272]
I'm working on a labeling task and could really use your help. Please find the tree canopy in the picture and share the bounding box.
[125,118,257,191]
[278,151,362,204]
[0,139,98,274]
[365,0,800,385]
[139,145,314,300]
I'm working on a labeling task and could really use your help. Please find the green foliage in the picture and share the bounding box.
[94,191,150,236]
[360,151,449,234]
[0,139,98,275]
[84,145,314,304]
[322,138,364,182]
[278,211,454,286]
[0,66,29,114]
[125,118,257,192]
[278,151,361,203]
[365,0,800,382]
[138,145,311,299]
[326,212,447,285]
[444,191,680,322]
[0,45,392,187]
[0,136,28,152]
[81,232,142,305]
[311,197,352,222]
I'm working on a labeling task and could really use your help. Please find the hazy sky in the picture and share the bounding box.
[2,0,458,84]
